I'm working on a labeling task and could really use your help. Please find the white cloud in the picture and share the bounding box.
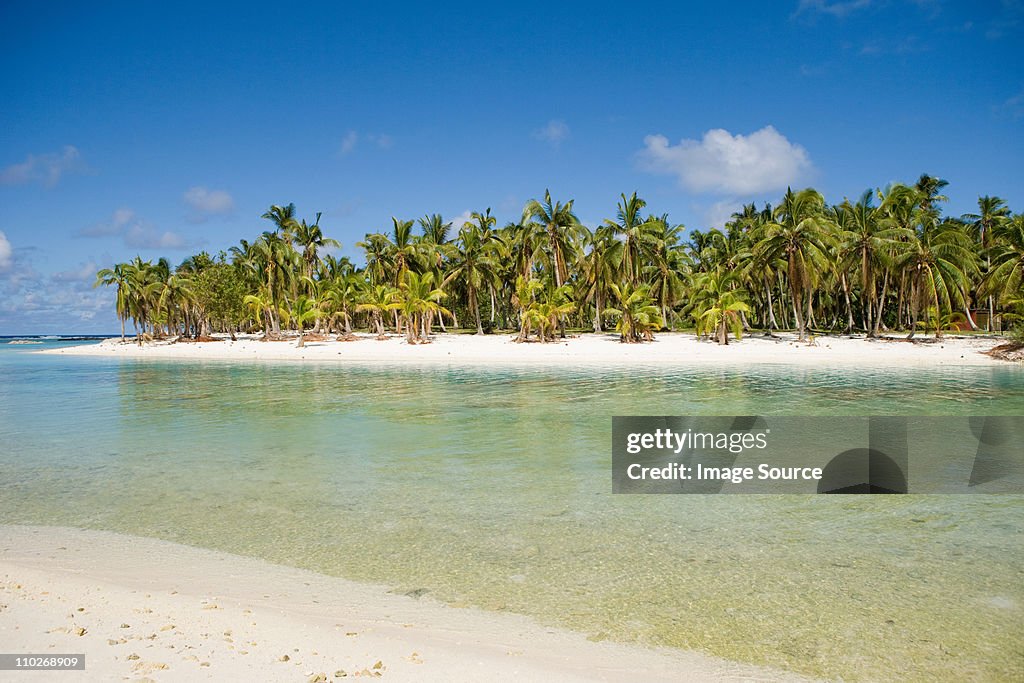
[78,207,138,238]
[448,210,474,232]
[0,145,84,187]
[112,207,135,227]
[124,225,187,250]
[705,200,744,229]
[533,120,570,147]
[51,261,99,283]
[339,131,393,156]
[340,130,358,155]
[0,231,12,271]
[183,186,234,221]
[0,248,115,333]
[370,133,393,149]
[636,126,813,195]
[77,208,189,250]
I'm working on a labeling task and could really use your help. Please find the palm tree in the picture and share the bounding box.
[252,231,294,334]
[262,203,299,243]
[155,273,193,338]
[754,188,834,340]
[983,214,1024,315]
[290,295,323,348]
[603,283,663,343]
[835,190,913,335]
[356,233,393,286]
[645,215,690,327]
[578,225,623,332]
[522,190,582,289]
[356,284,400,338]
[396,271,451,343]
[895,222,978,339]
[419,213,452,246]
[964,196,1011,331]
[689,270,751,345]
[604,192,658,286]
[387,217,420,285]
[915,174,949,215]
[446,211,500,334]
[323,273,363,336]
[94,263,131,341]
[293,212,340,282]
[512,276,544,342]
[515,281,575,343]
[243,289,275,335]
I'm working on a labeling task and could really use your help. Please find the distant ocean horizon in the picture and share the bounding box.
[0,334,116,340]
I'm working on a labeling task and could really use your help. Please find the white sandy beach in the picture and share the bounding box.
[38,331,1010,366]
[0,526,814,682]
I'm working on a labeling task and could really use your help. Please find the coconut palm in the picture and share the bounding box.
[515,281,575,343]
[323,272,364,336]
[446,211,500,334]
[983,214,1024,310]
[94,263,132,341]
[604,192,658,286]
[356,284,400,338]
[250,231,297,334]
[262,203,299,243]
[603,283,663,343]
[290,295,323,348]
[754,188,834,340]
[395,271,451,343]
[915,174,949,215]
[964,196,1011,330]
[689,270,751,345]
[522,190,582,289]
[293,212,340,282]
[895,222,978,339]
[835,190,913,335]
[578,225,624,332]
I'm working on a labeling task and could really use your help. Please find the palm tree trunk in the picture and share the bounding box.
[874,272,889,336]
[792,291,805,341]
[471,287,483,334]
[961,297,980,331]
[763,285,777,332]
[907,281,918,339]
[840,274,854,333]
[896,276,906,330]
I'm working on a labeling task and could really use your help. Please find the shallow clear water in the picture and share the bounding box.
[1,341,1022,680]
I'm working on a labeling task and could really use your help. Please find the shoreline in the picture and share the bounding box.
[36,331,1011,367]
[0,525,813,682]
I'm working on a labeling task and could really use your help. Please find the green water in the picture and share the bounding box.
[1,342,1022,680]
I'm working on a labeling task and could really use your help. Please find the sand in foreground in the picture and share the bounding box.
[0,526,813,682]
[39,331,1007,366]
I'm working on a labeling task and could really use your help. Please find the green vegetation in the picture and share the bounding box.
[95,178,1024,346]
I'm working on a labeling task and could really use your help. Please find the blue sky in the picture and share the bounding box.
[0,0,1021,334]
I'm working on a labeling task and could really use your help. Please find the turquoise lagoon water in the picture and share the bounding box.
[1,340,1022,680]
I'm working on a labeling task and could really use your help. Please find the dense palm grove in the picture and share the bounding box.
[96,175,1024,346]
